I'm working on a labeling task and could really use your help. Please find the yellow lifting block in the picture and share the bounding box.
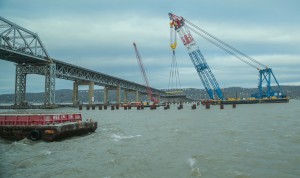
[170,42,177,49]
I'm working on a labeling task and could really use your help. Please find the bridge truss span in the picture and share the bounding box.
[0,16,51,63]
[55,60,163,95]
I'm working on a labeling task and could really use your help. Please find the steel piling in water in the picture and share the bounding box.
[205,103,210,109]
[220,104,224,109]
[191,104,196,110]
[79,101,238,112]
[164,104,169,110]
[177,104,183,110]
[150,104,157,110]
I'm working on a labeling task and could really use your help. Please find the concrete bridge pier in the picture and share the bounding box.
[156,94,160,103]
[123,89,140,103]
[73,81,79,105]
[104,85,121,106]
[136,91,141,102]
[88,82,94,105]
[116,85,120,106]
[73,81,94,105]
[124,90,128,103]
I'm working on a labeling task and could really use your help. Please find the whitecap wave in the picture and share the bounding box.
[43,150,52,155]
[111,134,142,141]
[188,158,196,167]
[13,138,29,146]
[188,158,202,177]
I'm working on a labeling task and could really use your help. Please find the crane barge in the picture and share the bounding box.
[168,13,289,104]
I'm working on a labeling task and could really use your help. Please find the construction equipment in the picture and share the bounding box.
[169,13,223,100]
[133,42,158,103]
[167,24,183,95]
[168,13,286,99]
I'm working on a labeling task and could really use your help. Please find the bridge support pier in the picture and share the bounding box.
[116,85,120,106]
[73,81,79,105]
[75,81,94,105]
[104,85,121,105]
[44,63,56,106]
[104,86,108,105]
[15,64,27,105]
[136,91,140,102]
[124,90,128,103]
[156,95,160,103]
[15,63,56,106]
[123,89,138,103]
[88,82,94,105]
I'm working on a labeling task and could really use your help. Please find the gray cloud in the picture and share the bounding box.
[1,0,300,94]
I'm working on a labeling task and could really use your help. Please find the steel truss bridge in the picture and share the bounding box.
[0,16,166,106]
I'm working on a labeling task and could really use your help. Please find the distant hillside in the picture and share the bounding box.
[0,86,299,104]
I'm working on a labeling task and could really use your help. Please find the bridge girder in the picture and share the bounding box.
[14,62,165,103]
[0,16,51,63]
[55,60,164,96]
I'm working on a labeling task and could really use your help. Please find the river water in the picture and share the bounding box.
[1,100,300,178]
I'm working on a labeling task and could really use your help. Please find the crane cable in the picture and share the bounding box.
[168,50,182,91]
[185,19,268,70]
[168,22,182,93]
[187,26,259,70]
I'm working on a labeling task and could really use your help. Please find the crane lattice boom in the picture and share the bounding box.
[133,42,154,101]
[169,13,223,100]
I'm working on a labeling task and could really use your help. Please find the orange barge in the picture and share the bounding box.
[0,113,97,142]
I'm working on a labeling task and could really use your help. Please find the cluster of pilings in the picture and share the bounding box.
[79,104,157,111]
[79,102,237,111]
[200,101,237,110]
[163,101,237,110]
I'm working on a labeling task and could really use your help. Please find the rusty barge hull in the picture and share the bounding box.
[206,98,290,105]
[0,122,97,141]
[0,113,97,142]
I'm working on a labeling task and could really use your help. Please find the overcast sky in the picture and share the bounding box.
[0,0,300,94]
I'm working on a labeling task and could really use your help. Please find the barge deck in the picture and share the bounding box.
[202,97,289,105]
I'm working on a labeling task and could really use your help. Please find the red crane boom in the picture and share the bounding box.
[133,42,156,102]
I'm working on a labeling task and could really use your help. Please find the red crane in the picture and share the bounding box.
[133,42,157,103]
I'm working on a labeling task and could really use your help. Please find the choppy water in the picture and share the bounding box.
[1,100,300,178]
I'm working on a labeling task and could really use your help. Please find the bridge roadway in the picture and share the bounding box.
[0,16,166,106]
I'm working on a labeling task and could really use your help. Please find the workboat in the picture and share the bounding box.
[0,113,97,142]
